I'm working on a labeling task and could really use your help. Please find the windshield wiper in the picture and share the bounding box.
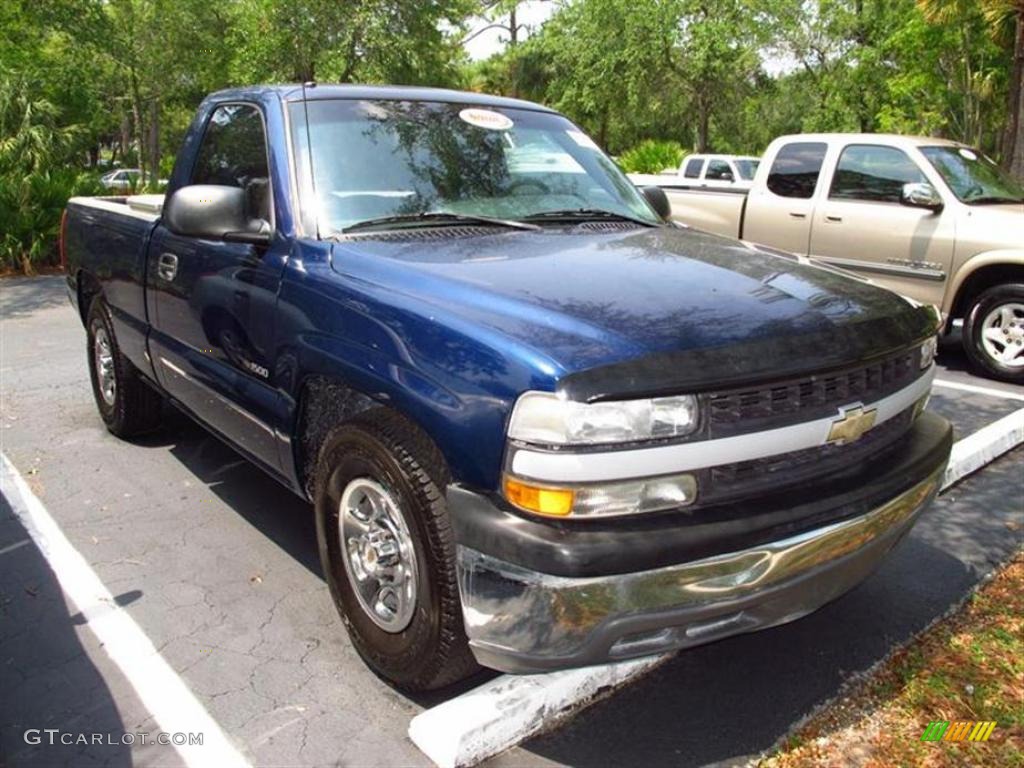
[521,208,659,227]
[341,211,540,234]
[965,195,1024,205]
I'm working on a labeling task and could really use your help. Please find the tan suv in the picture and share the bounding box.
[651,134,1024,383]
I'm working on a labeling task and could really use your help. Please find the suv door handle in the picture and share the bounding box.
[157,253,178,281]
[789,212,807,219]
[824,215,843,223]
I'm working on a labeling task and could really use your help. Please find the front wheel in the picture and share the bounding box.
[314,411,478,691]
[962,284,1024,384]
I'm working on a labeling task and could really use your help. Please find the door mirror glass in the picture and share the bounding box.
[900,182,944,212]
[164,184,271,243]
[641,185,671,220]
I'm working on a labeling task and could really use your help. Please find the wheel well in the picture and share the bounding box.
[950,264,1024,323]
[76,270,102,327]
[295,376,380,497]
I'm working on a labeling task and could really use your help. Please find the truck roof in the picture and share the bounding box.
[204,83,557,114]
[772,132,966,149]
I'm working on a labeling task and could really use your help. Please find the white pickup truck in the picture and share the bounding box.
[651,134,1024,383]
[630,153,761,191]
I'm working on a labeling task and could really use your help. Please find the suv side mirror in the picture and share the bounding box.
[641,185,671,220]
[900,182,944,212]
[164,184,271,244]
[720,170,734,182]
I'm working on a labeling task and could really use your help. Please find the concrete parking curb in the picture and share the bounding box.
[408,408,1024,768]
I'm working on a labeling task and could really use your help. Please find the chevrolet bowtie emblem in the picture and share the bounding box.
[827,404,877,445]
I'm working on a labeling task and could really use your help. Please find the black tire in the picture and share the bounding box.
[314,410,478,691]
[962,283,1024,384]
[86,297,163,437]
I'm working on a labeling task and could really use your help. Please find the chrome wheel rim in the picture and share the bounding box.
[980,302,1024,369]
[93,325,117,406]
[338,478,418,633]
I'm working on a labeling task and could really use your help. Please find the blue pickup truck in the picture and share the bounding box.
[64,84,952,691]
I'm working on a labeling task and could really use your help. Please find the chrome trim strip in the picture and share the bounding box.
[510,366,934,483]
[458,461,943,665]
[814,256,946,282]
[158,356,275,436]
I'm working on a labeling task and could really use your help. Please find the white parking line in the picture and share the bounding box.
[409,410,1024,768]
[0,453,252,768]
[933,378,1024,402]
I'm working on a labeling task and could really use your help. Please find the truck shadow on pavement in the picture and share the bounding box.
[0,495,132,768]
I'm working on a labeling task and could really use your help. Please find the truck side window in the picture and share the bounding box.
[829,145,927,204]
[683,157,704,179]
[766,142,827,199]
[192,104,271,222]
[705,159,732,180]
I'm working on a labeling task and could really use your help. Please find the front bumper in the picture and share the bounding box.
[451,414,951,674]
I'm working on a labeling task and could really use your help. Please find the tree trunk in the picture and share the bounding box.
[1006,13,1024,181]
[129,67,146,186]
[148,100,160,191]
[697,94,710,153]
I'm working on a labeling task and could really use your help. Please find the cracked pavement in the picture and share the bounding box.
[1,277,1022,768]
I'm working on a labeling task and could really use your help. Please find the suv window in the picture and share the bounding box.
[705,159,733,180]
[192,104,271,221]
[683,157,704,179]
[830,145,926,203]
[766,142,827,199]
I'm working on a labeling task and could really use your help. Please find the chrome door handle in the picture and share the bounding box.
[157,252,178,281]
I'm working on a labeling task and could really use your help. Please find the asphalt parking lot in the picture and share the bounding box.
[2,276,1022,768]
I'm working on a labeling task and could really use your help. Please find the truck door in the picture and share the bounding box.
[147,103,285,472]
[808,143,955,303]
[743,141,827,254]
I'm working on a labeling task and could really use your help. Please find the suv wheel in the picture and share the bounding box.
[963,284,1024,384]
[86,297,163,436]
[314,410,478,691]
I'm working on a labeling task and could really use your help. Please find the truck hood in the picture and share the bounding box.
[331,225,937,398]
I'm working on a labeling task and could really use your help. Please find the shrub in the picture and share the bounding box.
[0,169,103,274]
[618,140,688,174]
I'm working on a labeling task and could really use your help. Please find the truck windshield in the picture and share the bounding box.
[734,159,759,180]
[920,146,1024,204]
[289,99,660,235]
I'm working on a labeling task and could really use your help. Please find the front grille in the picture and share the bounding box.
[708,349,918,437]
[701,407,915,506]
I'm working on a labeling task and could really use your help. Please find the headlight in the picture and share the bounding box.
[920,336,938,369]
[508,391,699,446]
[504,473,698,518]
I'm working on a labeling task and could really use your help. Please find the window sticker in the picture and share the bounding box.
[958,148,978,161]
[459,108,513,131]
[567,130,600,150]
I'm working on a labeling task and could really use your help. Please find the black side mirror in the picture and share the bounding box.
[164,184,271,244]
[641,185,671,220]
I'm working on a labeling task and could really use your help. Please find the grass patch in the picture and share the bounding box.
[757,553,1024,767]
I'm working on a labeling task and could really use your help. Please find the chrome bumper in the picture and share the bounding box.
[456,462,944,674]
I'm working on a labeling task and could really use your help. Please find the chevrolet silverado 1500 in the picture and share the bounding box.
[65,86,951,691]
[647,133,1024,383]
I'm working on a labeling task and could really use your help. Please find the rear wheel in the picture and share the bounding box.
[86,297,163,437]
[962,284,1024,384]
[314,410,478,691]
